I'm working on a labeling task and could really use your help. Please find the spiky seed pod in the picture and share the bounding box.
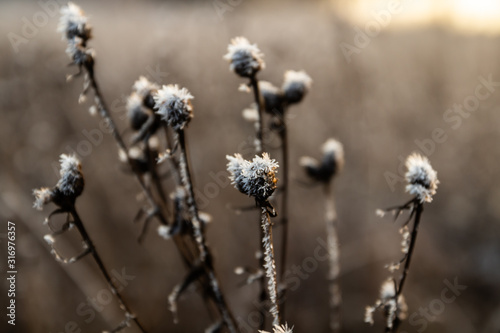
[404,153,439,203]
[300,138,344,183]
[281,70,312,105]
[224,37,265,78]
[33,154,84,211]
[154,84,194,131]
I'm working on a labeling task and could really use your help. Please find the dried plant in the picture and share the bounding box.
[300,138,344,333]
[365,153,439,332]
[227,153,282,328]
[33,154,146,333]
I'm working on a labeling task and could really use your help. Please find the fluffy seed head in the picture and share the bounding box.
[133,76,159,108]
[404,153,439,203]
[301,138,344,183]
[227,153,278,202]
[224,37,265,78]
[127,93,150,130]
[259,81,284,114]
[282,70,312,104]
[57,154,84,197]
[154,84,194,131]
[33,154,84,211]
[58,2,91,42]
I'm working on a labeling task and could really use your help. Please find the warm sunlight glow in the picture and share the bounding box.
[333,0,500,34]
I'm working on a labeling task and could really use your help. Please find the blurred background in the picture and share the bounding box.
[1,0,500,332]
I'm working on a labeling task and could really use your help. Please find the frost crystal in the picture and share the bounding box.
[154,84,194,131]
[133,76,159,100]
[226,153,278,202]
[282,70,312,104]
[405,153,439,203]
[224,37,265,78]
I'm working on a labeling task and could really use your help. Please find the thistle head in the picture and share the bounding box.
[300,138,344,183]
[227,153,278,203]
[58,2,92,43]
[33,154,84,211]
[259,81,284,115]
[224,37,265,78]
[133,76,159,109]
[282,70,312,105]
[154,84,194,131]
[127,93,151,130]
[404,153,439,203]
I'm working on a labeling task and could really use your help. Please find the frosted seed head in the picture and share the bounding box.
[224,37,265,78]
[58,2,92,42]
[404,153,439,203]
[282,70,312,104]
[301,138,344,183]
[127,93,150,130]
[57,154,84,197]
[154,84,194,131]
[259,81,284,114]
[227,153,279,202]
[133,76,159,108]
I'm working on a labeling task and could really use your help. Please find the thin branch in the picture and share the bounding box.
[69,207,147,333]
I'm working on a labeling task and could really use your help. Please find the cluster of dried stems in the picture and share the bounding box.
[32,3,440,333]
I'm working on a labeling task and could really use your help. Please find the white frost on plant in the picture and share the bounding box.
[223,37,265,78]
[259,323,294,333]
[282,70,312,104]
[226,153,278,202]
[404,153,439,203]
[154,84,194,131]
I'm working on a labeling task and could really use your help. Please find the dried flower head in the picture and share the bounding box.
[227,153,278,202]
[224,37,265,78]
[58,2,92,43]
[33,154,84,211]
[133,76,159,108]
[259,81,284,114]
[405,153,439,203]
[127,93,151,130]
[300,138,344,183]
[282,70,312,104]
[57,154,84,197]
[154,84,194,131]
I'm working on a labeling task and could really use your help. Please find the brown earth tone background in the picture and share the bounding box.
[1,0,500,332]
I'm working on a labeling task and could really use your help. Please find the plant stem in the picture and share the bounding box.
[324,183,342,333]
[260,207,280,327]
[277,113,289,319]
[249,76,264,154]
[177,130,238,333]
[387,201,423,333]
[69,208,147,333]
[249,75,268,330]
